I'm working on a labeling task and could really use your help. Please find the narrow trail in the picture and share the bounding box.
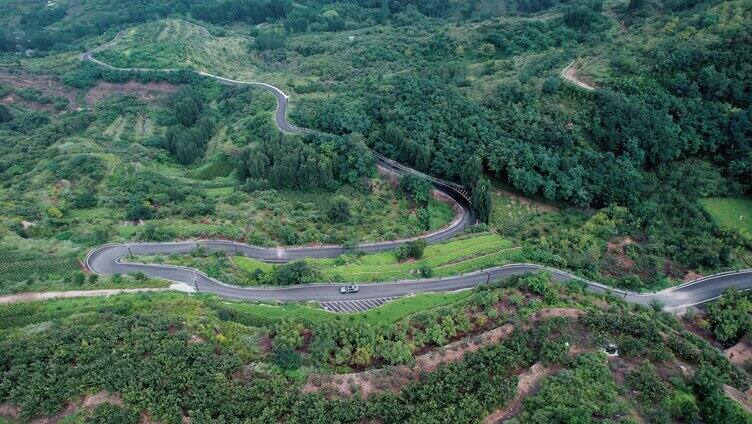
[561,60,596,91]
[0,284,193,304]
[58,21,752,313]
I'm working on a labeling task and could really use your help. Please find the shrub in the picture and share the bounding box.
[274,346,302,370]
[273,260,322,286]
[327,195,352,223]
[395,239,426,261]
[272,319,304,350]
[626,362,668,402]
[86,404,139,424]
[72,272,86,285]
[418,265,433,278]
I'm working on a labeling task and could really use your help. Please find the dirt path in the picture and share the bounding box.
[561,60,596,91]
[483,362,553,423]
[725,385,752,413]
[303,308,583,398]
[0,283,193,304]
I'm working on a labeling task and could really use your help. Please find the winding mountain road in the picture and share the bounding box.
[80,22,752,313]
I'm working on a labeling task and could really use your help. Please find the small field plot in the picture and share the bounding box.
[701,197,752,239]
[491,188,557,237]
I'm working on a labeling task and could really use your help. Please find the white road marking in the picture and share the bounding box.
[320,297,398,314]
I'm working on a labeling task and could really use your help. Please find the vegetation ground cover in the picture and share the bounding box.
[66,6,752,290]
[701,197,752,240]
[1,0,752,423]
[1,0,750,294]
[0,77,452,294]
[133,232,527,286]
[1,273,750,423]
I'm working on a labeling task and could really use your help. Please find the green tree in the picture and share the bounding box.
[707,290,752,343]
[471,177,493,223]
[0,104,12,122]
[274,260,322,286]
[327,195,352,223]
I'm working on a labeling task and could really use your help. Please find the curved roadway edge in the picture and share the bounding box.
[80,23,752,313]
[85,241,752,311]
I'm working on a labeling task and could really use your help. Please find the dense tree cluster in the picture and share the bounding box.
[163,88,215,165]
[104,168,214,222]
[235,133,374,191]
[394,239,426,261]
[4,275,748,422]
[190,0,290,26]
[6,0,196,51]
[706,289,752,344]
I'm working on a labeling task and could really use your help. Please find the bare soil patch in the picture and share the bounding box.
[601,237,637,276]
[529,307,583,320]
[725,385,752,413]
[0,71,78,110]
[725,340,752,365]
[683,270,704,283]
[0,288,168,304]
[85,81,178,105]
[188,334,206,345]
[2,93,59,112]
[494,188,558,212]
[0,403,21,420]
[483,362,553,423]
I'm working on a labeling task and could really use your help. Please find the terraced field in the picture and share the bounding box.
[93,19,295,87]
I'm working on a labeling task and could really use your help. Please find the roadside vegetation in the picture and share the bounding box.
[135,232,526,286]
[1,0,752,423]
[0,77,453,295]
[1,272,751,423]
[1,0,750,295]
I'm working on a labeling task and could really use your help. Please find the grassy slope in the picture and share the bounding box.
[0,289,471,331]
[233,233,523,282]
[227,290,471,326]
[701,197,752,239]
[94,19,301,88]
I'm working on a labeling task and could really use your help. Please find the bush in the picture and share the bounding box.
[706,289,752,344]
[626,362,668,402]
[327,195,352,223]
[395,239,426,261]
[274,346,301,370]
[418,265,433,278]
[141,223,177,242]
[72,272,86,285]
[273,319,304,350]
[400,174,432,206]
[253,31,286,50]
[273,260,322,286]
[0,104,12,122]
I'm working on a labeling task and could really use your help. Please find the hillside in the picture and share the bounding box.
[0,0,751,422]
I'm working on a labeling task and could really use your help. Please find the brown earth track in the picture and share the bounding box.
[302,308,583,399]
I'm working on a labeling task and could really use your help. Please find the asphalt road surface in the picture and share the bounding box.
[82,24,752,313]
